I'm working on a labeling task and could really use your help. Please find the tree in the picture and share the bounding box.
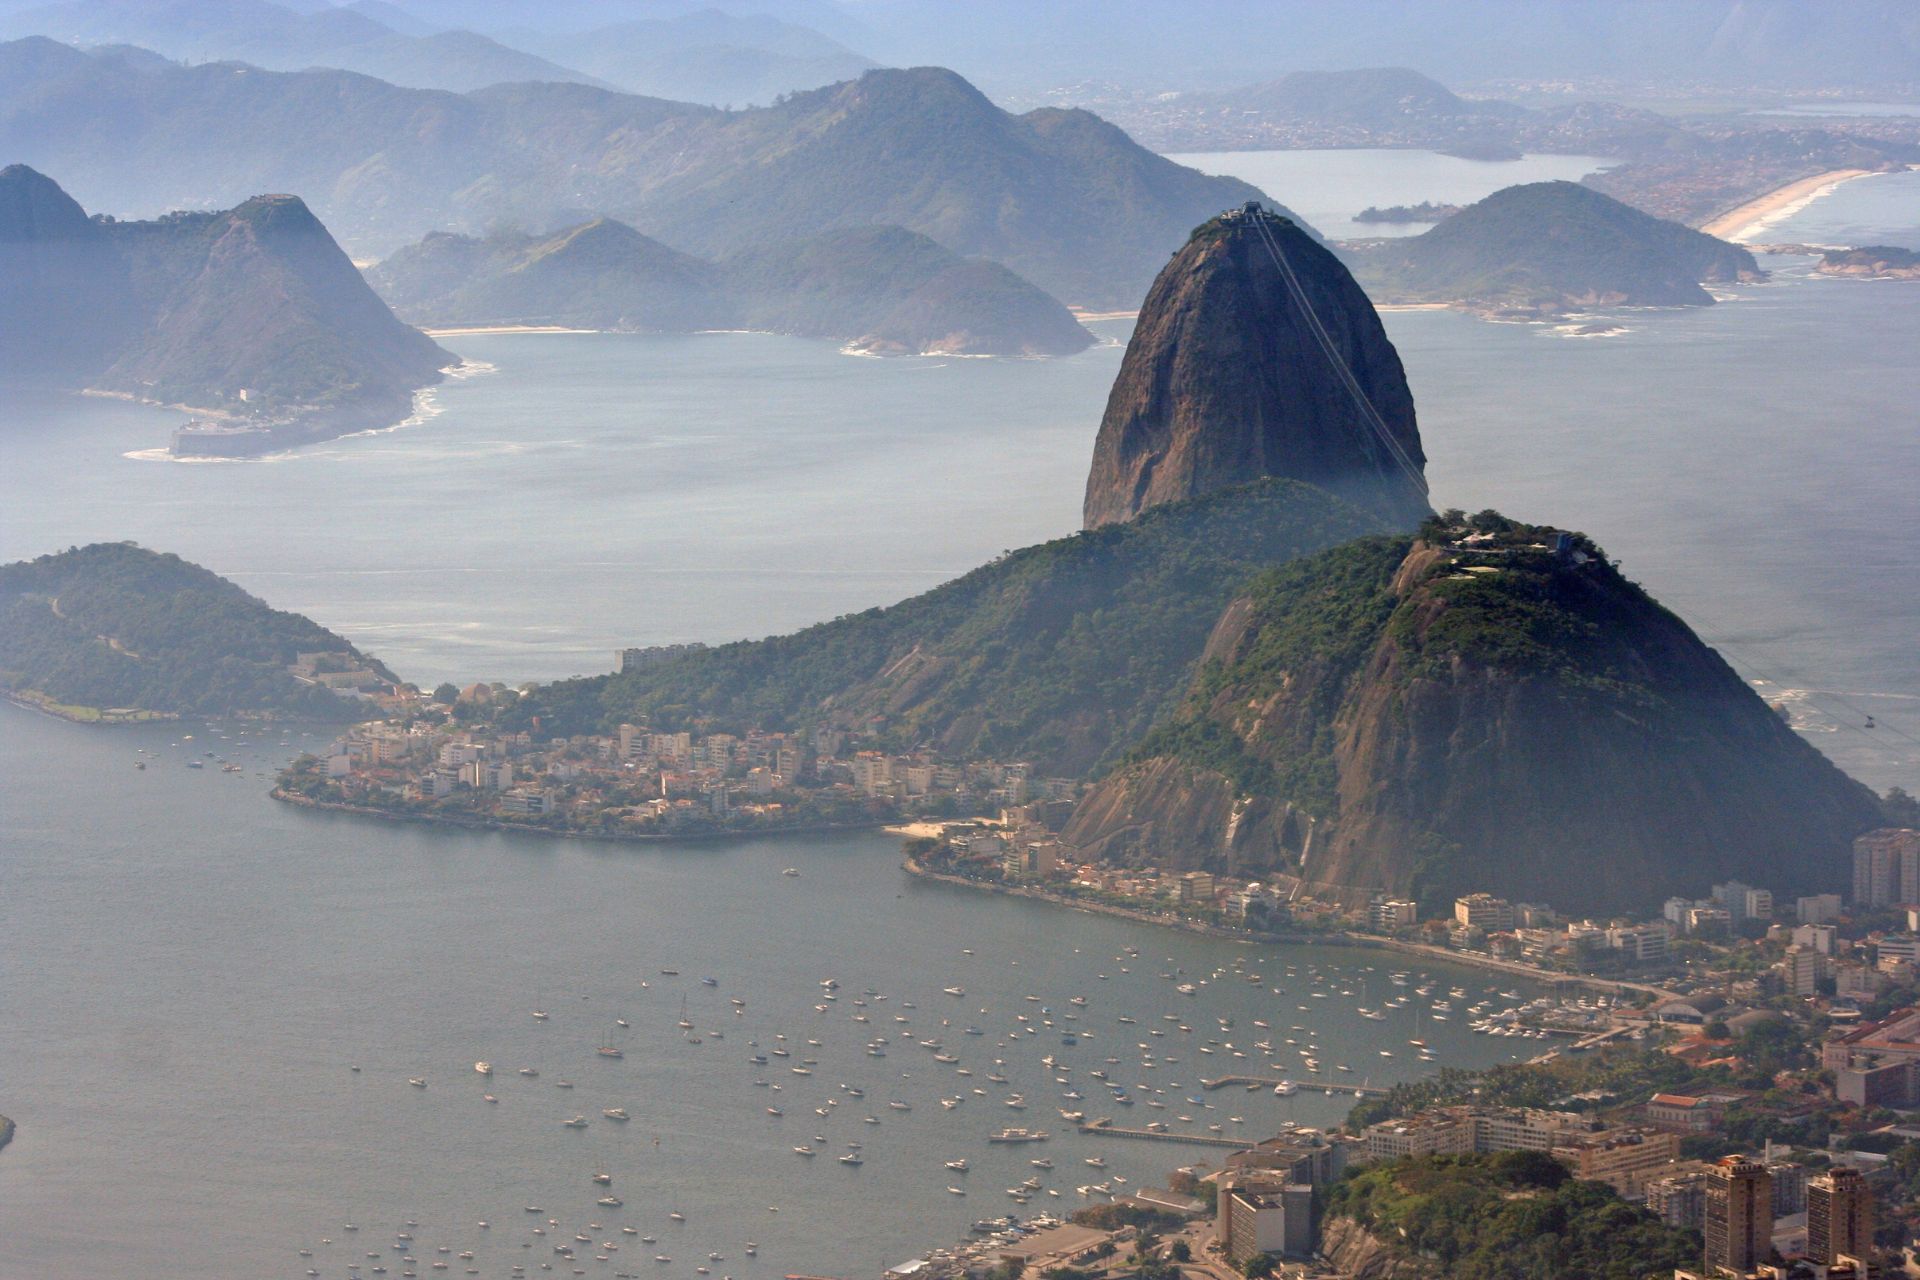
[432,682,459,704]
[1243,1253,1278,1278]
[1169,1241,1191,1262]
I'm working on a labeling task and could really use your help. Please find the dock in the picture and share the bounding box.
[1199,1076,1388,1097]
[1077,1118,1252,1149]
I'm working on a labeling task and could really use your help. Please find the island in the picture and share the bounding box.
[0,543,397,722]
[1346,180,1764,317]
[1355,200,1464,224]
[1818,245,1920,280]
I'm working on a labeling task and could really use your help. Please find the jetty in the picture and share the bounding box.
[1200,1076,1387,1097]
[1077,1118,1251,1149]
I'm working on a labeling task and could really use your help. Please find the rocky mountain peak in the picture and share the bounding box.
[1082,202,1429,530]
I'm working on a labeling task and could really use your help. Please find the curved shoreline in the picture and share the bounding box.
[1700,168,1876,242]
[900,856,1663,997]
[270,787,885,846]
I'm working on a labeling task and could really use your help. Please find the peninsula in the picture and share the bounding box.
[0,165,451,457]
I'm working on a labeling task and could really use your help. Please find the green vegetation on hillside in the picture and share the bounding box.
[1326,1151,1700,1280]
[1348,180,1760,312]
[506,479,1384,774]
[372,221,1092,355]
[0,543,389,719]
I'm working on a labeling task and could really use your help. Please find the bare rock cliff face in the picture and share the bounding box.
[1316,1216,1439,1280]
[1082,205,1429,530]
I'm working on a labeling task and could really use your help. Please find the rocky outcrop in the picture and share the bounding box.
[1067,517,1883,914]
[1317,1215,1438,1280]
[1082,203,1428,530]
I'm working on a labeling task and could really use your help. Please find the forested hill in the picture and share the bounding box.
[506,480,1387,776]
[371,221,1094,356]
[1063,514,1882,914]
[0,43,1279,307]
[0,544,393,720]
[1347,180,1761,314]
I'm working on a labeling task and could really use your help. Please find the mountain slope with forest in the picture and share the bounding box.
[1062,513,1882,914]
[370,220,1094,355]
[0,543,393,719]
[507,480,1387,777]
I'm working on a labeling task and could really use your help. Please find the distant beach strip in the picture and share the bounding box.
[1701,168,1879,243]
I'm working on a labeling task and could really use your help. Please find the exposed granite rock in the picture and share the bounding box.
[1082,203,1428,530]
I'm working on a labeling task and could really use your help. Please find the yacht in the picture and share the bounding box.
[562,1116,589,1128]
[945,1159,970,1171]
[602,1108,630,1121]
[597,1047,624,1059]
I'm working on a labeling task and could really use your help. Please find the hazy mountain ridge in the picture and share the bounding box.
[1062,518,1883,914]
[1082,206,1429,530]
[0,164,450,448]
[0,0,602,92]
[1346,181,1763,315]
[371,220,1095,356]
[0,542,392,719]
[0,44,1275,306]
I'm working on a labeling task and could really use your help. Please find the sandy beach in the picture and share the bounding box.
[1701,169,1875,242]
[423,324,599,336]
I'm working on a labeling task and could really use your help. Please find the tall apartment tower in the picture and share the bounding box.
[1704,1157,1773,1274]
[1807,1167,1874,1265]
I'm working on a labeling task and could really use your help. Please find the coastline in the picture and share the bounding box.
[424,324,600,336]
[900,856,1665,998]
[271,786,886,846]
[0,1114,12,1155]
[1700,168,1875,242]
[1,689,178,725]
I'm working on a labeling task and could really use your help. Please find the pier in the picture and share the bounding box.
[1077,1118,1250,1149]
[1199,1076,1388,1097]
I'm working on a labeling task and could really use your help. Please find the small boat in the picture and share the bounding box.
[945,1159,970,1171]
[603,1108,630,1121]
[562,1116,589,1128]
[593,1173,613,1185]
[598,1197,622,1208]
[793,1146,816,1156]
[838,1153,863,1165]
[474,1062,492,1075]
[597,1047,624,1059]
[782,868,800,877]
[408,1078,427,1088]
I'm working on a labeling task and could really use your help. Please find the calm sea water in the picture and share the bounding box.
[1,152,1916,1278]
[0,705,1545,1279]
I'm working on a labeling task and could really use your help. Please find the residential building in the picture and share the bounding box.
[1767,1159,1807,1217]
[1454,893,1514,932]
[1877,932,1920,971]
[1647,1168,1712,1230]
[1799,894,1843,926]
[499,788,554,816]
[1225,1131,1347,1187]
[1791,924,1838,955]
[1807,1168,1874,1266]
[1219,1180,1314,1265]
[1369,898,1419,932]
[1552,1128,1683,1196]
[1854,828,1920,908]
[1702,1157,1772,1276]
[1609,923,1672,964]
[1179,871,1216,905]
[1001,842,1059,881]
[1685,905,1733,936]
[1779,945,1827,997]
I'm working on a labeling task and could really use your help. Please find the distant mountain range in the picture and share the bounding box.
[497,9,876,106]
[0,42,1275,306]
[1345,181,1763,315]
[0,164,449,454]
[0,0,602,91]
[370,219,1094,357]
[0,542,393,720]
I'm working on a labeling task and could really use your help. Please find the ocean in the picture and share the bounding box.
[0,151,1915,1277]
